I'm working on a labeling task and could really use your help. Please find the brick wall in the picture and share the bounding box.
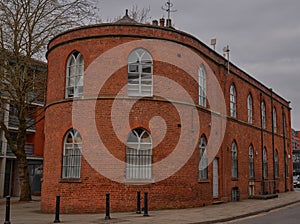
[41,23,293,213]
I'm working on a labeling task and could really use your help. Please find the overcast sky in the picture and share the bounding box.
[97,0,300,130]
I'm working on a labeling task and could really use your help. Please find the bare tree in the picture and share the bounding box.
[112,4,151,23]
[0,0,100,201]
[129,4,151,23]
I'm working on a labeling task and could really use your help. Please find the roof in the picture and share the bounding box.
[115,9,139,24]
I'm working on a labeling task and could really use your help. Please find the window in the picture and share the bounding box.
[275,150,279,178]
[62,129,82,179]
[261,101,266,129]
[66,51,84,98]
[273,107,277,133]
[198,64,206,107]
[126,128,152,180]
[247,94,253,124]
[232,187,239,202]
[199,135,208,179]
[263,147,268,178]
[284,151,288,177]
[283,112,287,137]
[232,141,238,178]
[128,48,153,96]
[249,145,254,178]
[230,84,236,118]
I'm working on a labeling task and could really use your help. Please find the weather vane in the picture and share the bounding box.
[162,0,177,20]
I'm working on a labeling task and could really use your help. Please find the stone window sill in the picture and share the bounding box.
[198,179,210,183]
[59,178,82,183]
[125,179,154,185]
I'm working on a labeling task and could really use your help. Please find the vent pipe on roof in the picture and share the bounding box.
[160,18,165,27]
[166,19,172,27]
[152,20,158,26]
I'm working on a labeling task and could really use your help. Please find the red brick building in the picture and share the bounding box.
[42,15,293,213]
[0,59,46,198]
[292,130,300,175]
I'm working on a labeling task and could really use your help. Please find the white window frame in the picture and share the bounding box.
[127,48,153,97]
[263,147,268,178]
[66,51,84,98]
[232,141,238,178]
[199,135,208,179]
[249,145,254,178]
[261,101,266,129]
[248,94,253,124]
[198,64,206,107]
[62,129,82,179]
[230,84,236,118]
[273,107,277,133]
[275,150,279,178]
[126,128,152,180]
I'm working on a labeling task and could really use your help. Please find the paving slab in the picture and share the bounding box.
[1,191,300,224]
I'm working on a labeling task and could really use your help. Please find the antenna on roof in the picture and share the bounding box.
[223,45,230,74]
[162,0,177,20]
[211,38,217,51]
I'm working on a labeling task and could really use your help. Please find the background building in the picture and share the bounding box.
[42,14,293,213]
[0,59,46,198]
[292,129,300,176]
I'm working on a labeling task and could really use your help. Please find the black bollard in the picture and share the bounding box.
[143,192,149,217]
[54,195,60,223]
[4,196,11,224]
[136,191,141,214]
[105,193,111,220]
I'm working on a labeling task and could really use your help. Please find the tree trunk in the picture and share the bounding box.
[17,154,32,201]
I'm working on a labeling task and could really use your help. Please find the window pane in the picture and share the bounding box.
[62,129,82,179]
[129,64,139,73]
[142,65,152,73]
[199,136,208,179]
[232,142,237,178]
[126,128,152,180]
[199,64,206,107]
[127,131,138,143]
[66,52,84,98]
[128,49,153,97]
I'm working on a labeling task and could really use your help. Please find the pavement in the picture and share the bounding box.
[1,190,300,224]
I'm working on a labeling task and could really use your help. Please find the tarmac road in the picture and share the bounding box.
[229,202,300,224]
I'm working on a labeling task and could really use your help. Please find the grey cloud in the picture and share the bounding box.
[98,0,300,129]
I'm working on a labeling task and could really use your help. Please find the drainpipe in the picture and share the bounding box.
[260,93,265,194]
[282,105,287,191]
[270,89,276,194]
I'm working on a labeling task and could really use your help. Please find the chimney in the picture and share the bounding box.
[152,20,158,26]
[166,19,172,27]
[160,18,165,27]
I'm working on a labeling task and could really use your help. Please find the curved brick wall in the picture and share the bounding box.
[42,23,293,213]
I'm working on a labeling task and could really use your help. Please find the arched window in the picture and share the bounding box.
[199,135,208,179]
[247,94,253,124]
[261,101,266,129]
[275,150,279,178]
[62,129,82,178]
[263,147,268,178]
[128,48,153,97]
[66,51,84,98]
[273,107,277,133]
[284,151,288,177]
[249,145,254,178]
[230,84,236,118]
[198,64,206,107]
[232,141,238,178]
[126,128,152,180]
[283,111,287,137]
